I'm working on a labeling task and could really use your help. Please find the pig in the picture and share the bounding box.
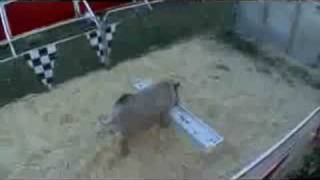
[96,79,180,156]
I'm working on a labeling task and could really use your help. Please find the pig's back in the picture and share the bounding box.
[133,81,176,113]
[116,81,177,136]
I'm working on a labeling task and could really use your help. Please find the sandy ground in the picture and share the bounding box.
[0,35,320,179]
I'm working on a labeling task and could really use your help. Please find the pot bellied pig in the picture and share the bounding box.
[96,79,180,155]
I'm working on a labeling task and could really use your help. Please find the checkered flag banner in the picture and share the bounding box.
[24,44,57,89]
[86,23,117,64]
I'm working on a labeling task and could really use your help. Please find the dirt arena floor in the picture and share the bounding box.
[1,35,319,179]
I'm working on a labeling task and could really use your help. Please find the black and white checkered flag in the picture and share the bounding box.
[24,44,57,89]
[86,23,117,64]
[104,23,117,56]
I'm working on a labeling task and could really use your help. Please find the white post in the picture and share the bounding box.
[144,0,153,10]
[262,0,270,26]
[259,0,270,45]
[287,0,302,54]
[133,0,152,10]
[72,0,81,17]
[83,0,100,29]
[0,3,17,57]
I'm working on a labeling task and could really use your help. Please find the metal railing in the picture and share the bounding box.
[0,2,16,57]
[103,0,162,23]
[231,106,320,179]
[0,0,162,64]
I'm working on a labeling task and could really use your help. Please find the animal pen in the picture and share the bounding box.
[0,0,320,179]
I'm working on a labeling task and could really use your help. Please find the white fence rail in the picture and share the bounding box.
[0,0,163,64]
[232,106,320,179]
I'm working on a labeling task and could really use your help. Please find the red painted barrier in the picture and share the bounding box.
[0,1,129,42]
[6,2,75,36]
[0,23,4,41]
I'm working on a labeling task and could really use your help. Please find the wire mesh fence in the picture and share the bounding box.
[234,0,320,69]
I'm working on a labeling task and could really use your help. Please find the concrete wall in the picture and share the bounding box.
[0,1,233,107]
[235,1,320,68]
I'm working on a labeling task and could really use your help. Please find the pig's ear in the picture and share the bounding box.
[115,93,133,105]
[98,114,111,125]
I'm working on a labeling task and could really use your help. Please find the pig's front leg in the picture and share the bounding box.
[105,130,130,157]
[119,136,130,157]
[159,112,172,128]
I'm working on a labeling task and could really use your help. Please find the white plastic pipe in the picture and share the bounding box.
[72,0,81,17]
[83,0,101,29]
[0,0,165,63]
[144,0,153,10]
[103,0,164,22]
[0,3,17,57]
[231,106,320,180]
[0,29,92,63]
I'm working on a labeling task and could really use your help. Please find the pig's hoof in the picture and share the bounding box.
[159,118,170,128]
[120,138,130,157]
[159,113,171,128]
